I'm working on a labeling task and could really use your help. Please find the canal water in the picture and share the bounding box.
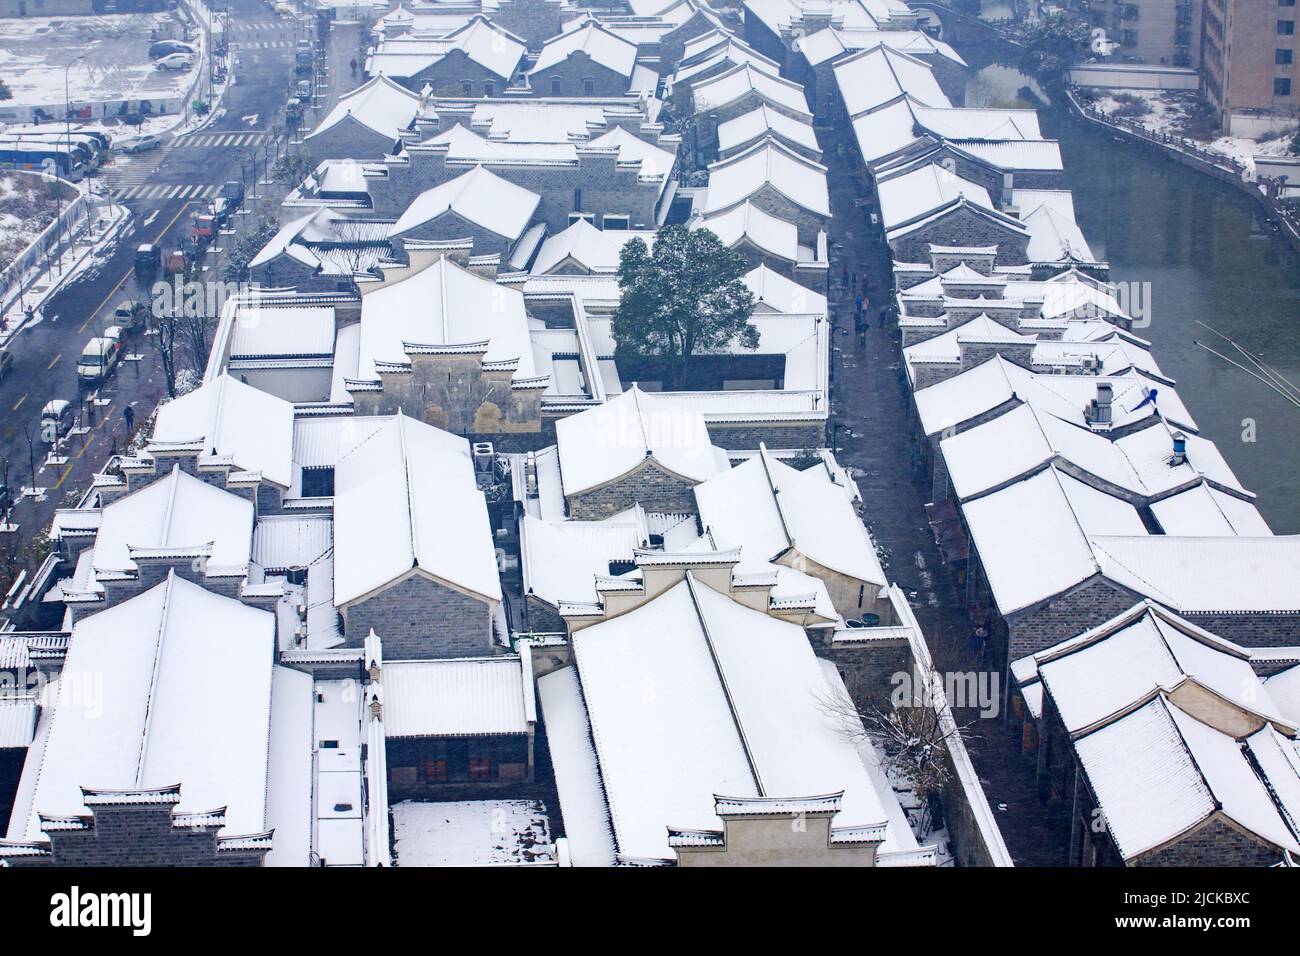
[959,55,1300,531]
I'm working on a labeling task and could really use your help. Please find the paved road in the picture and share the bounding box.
[0,0,301,601]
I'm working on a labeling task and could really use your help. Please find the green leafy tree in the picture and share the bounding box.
[1019,11,1091,83]
[612,225,758,389]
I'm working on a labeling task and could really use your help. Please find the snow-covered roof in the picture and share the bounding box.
[745,263,827,314]
[877,163,995,231]
[307,74,422,143]
[253,514,333,571]
[541,573,905,862]
[696,200,799,261]
[912,355,1196,437]
[673,38,781,88]
[690,62,811,118]
[531,218,655,275]
[954,139,1064,172]
[385,657,530,737]
[1149,484,1271,536]
[1087,535,1300,614]
[586,125,676,180]
[520,512,646,608]
[703,137,829,218]
[389,165,540,241]
[1015,189,1094,263]
[532,18,638,78]
[833,44,950,117]
[717,104,820,156]
[939,404,1249,503]
[694,447,885,586]
[333,414,502,606]
[352,255,535,383]
[92,465,254,579]
[367,16,526,81]
[151,373,295,488]
[15,573,274,842]
[850,99,1042,164]
[1018,602,1292,736]
[1075,694,1300,860]
[961,466,1147,616]
[230,305,336,360]
[555,385,730,497]
[798,26,965,68]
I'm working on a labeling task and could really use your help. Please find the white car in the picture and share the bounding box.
[155,53,194,71]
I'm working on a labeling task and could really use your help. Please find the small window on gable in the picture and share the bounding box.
[551,76,562,95]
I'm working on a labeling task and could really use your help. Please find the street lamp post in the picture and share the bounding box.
[57,55,85,275]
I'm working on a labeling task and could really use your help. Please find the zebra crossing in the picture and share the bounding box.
[109,181,223,201]
[173,131,273,149]
[240,40,294,48]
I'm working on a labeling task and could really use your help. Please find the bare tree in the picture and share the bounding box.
[819,659,976,837]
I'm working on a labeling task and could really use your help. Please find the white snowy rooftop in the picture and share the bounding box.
[520,512,647,608]
[389,164,540,241]
[555,385,730,497]
[797,26,965,68]
[307,74,422,144]
[833,44,950,117]
[384,657,531,738]
[531,218,656,275]
[691,62,811,118]
[717,104,820,156]
[333,413,502,606]
[367,15,526,81]
[694,446,885,587]
[538,573,910,863]
[532,18,638,78]
[13,574,275,842]
[92,465,254,579]
[349,254,535,383]
[702,137,830,218]
[151,372,295,488]
[745,263,827,314]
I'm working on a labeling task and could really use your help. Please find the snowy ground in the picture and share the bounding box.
[0,13,198,112]
[391,799,556,866]
[0,171,75,263]
[1085,88,1297,165]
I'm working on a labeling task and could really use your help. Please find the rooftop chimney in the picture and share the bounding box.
[1086,383,1113,427]
[1170,431,1187,466]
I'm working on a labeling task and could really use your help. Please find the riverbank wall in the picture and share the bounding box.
[1064,88,1300,257]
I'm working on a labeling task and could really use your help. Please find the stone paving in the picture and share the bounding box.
[818,121,1070,867]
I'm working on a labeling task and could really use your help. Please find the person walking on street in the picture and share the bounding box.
[123,405,135,434]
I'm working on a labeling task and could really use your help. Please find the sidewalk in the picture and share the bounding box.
[818,121,1070,866]
[0,202,132,343]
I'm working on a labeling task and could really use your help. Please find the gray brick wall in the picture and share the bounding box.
[529,54,630,98]
[342,571,496,659]
[566,460,700,519]
[304,115,400,163]
[889,207,1030,266]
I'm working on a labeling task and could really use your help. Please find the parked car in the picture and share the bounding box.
[76,336,122,387]
[40,399,75,444]
[191,212,217,242]
[134,243,161,278]
[122,134,162,154]
[295,80,312,102]
[113,303,146,333]
[155,53,194,72]
[0,347,12,383]
[164,249,188,275]
[149,40,195,59]
[103,325,125,351]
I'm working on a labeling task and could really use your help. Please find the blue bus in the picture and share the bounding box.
[0,140,86,180]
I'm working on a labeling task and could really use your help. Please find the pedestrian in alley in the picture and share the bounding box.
[878,304,891,329]
[841,265,849,288]
[123,405,135,434]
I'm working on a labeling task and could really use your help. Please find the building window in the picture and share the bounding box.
[601,214,630,230]
[550,75,562,95]
[1279,48,1295,64]
[582,75,595,96]
[483,80,494,97]
[1282,0,1297,8]
[461,79,472,96]
[1279,19,1296,33]
[1277,77,1294,95]
[301,467,334,498]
